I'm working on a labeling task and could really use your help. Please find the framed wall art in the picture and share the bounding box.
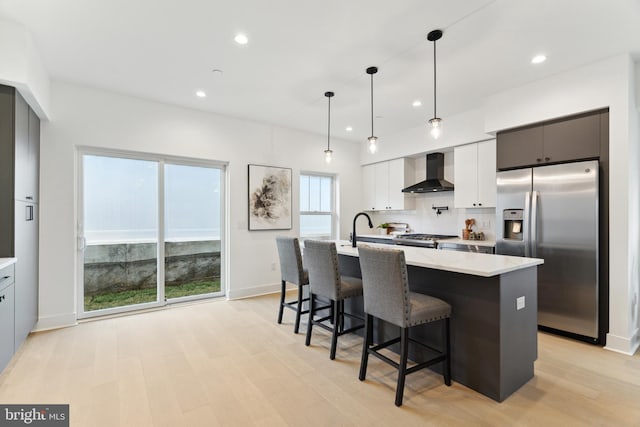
[248,164,292,230]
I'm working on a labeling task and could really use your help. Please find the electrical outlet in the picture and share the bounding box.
[516,296,525,310]
[271,262,276,271]
[481,220,491,229]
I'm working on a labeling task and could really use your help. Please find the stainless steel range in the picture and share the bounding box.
[393,233,458,249]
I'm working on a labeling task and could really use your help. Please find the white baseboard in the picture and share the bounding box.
[30,285,291,330]
[226,282,285,300]
[34,312,78,332]
[604,328,640,355]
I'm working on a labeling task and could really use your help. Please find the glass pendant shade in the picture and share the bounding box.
[429,117,442,139]
[367,136,378,153]
[324,149,333,163]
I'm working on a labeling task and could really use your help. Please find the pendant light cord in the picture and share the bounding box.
[433,38,437,118]
[370,72,374,136]
[327,95,331,151]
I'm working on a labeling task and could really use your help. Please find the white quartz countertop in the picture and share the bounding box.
[334,240,542,277]
[0,258,17,270]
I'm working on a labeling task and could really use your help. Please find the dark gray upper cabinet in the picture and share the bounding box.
[543,113,600,164]
[497,110,606,171]
[496,126,544,170]
[600,112,609,159]
[0,86,15,257]
[0,85,39,205]
[28,108,40,203]
[14,92,30,202]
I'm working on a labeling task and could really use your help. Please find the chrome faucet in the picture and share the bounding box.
[352,212,374,248]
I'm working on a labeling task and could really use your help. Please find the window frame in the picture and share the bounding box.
[299,172,337,241]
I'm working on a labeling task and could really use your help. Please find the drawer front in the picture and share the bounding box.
[0,264,15,292]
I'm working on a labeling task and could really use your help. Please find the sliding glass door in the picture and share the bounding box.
[164,163,223,301]
[78,151,225,318]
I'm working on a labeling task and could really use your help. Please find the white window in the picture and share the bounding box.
[300,174,335,240]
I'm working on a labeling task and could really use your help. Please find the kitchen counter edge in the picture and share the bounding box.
[334,240,542,277]
[0,258,17,270]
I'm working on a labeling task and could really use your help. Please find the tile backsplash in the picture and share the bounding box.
[370,192,496,240]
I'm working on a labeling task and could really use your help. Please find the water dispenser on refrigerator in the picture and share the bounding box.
[502,209,524,241]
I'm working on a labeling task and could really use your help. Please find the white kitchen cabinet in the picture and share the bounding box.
[454,140,497,208]
[374,162,389,210]
[362,158,415,211]
[362,163,376,211]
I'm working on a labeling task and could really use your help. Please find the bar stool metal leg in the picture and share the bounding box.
[359,314,372,381]
[305,293,315,346]
[395,327,410,406]
[330,300,340,360]
[277,280,286,324]
[294,284,304,334]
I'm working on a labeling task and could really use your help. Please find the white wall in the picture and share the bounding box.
[37,82,362,329]
[0,18,50,119]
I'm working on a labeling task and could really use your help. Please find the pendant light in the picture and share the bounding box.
[324,91,334,163]
[366,66,378,154]
[427,29,443,139]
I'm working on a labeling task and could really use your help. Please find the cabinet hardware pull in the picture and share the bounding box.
[545,157,550,161]
[478,203,482,206]
[536,158,542,162]
[26,196,33,200]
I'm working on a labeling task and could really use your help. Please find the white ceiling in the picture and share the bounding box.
[1,0,640,143]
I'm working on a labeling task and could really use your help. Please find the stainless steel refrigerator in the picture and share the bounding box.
[496,160,599,341]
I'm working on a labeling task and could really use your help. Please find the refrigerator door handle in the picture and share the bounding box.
[531,191,539,258]
[524,191,531,257]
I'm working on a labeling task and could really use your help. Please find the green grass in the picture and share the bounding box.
[84,280,221,312]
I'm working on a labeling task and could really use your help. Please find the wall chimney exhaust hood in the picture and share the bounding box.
[402,152,454,193]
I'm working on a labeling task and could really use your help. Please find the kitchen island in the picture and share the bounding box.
[334,241,543,402]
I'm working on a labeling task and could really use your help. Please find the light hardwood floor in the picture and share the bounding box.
[1,292,639,426]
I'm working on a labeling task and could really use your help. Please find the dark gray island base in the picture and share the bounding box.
[338,253,538,402]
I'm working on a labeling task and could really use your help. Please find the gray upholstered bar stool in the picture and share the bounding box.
[275,236,309,334]
[304,240,364,360]
[357,245,452,407]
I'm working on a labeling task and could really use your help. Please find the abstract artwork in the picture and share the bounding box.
[248,164,292,230]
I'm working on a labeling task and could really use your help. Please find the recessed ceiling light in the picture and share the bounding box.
[195,90,206,98]
[234,33,248,45]
[346,126,353,132]
[531,54,547,64]
[412,100,422,107]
